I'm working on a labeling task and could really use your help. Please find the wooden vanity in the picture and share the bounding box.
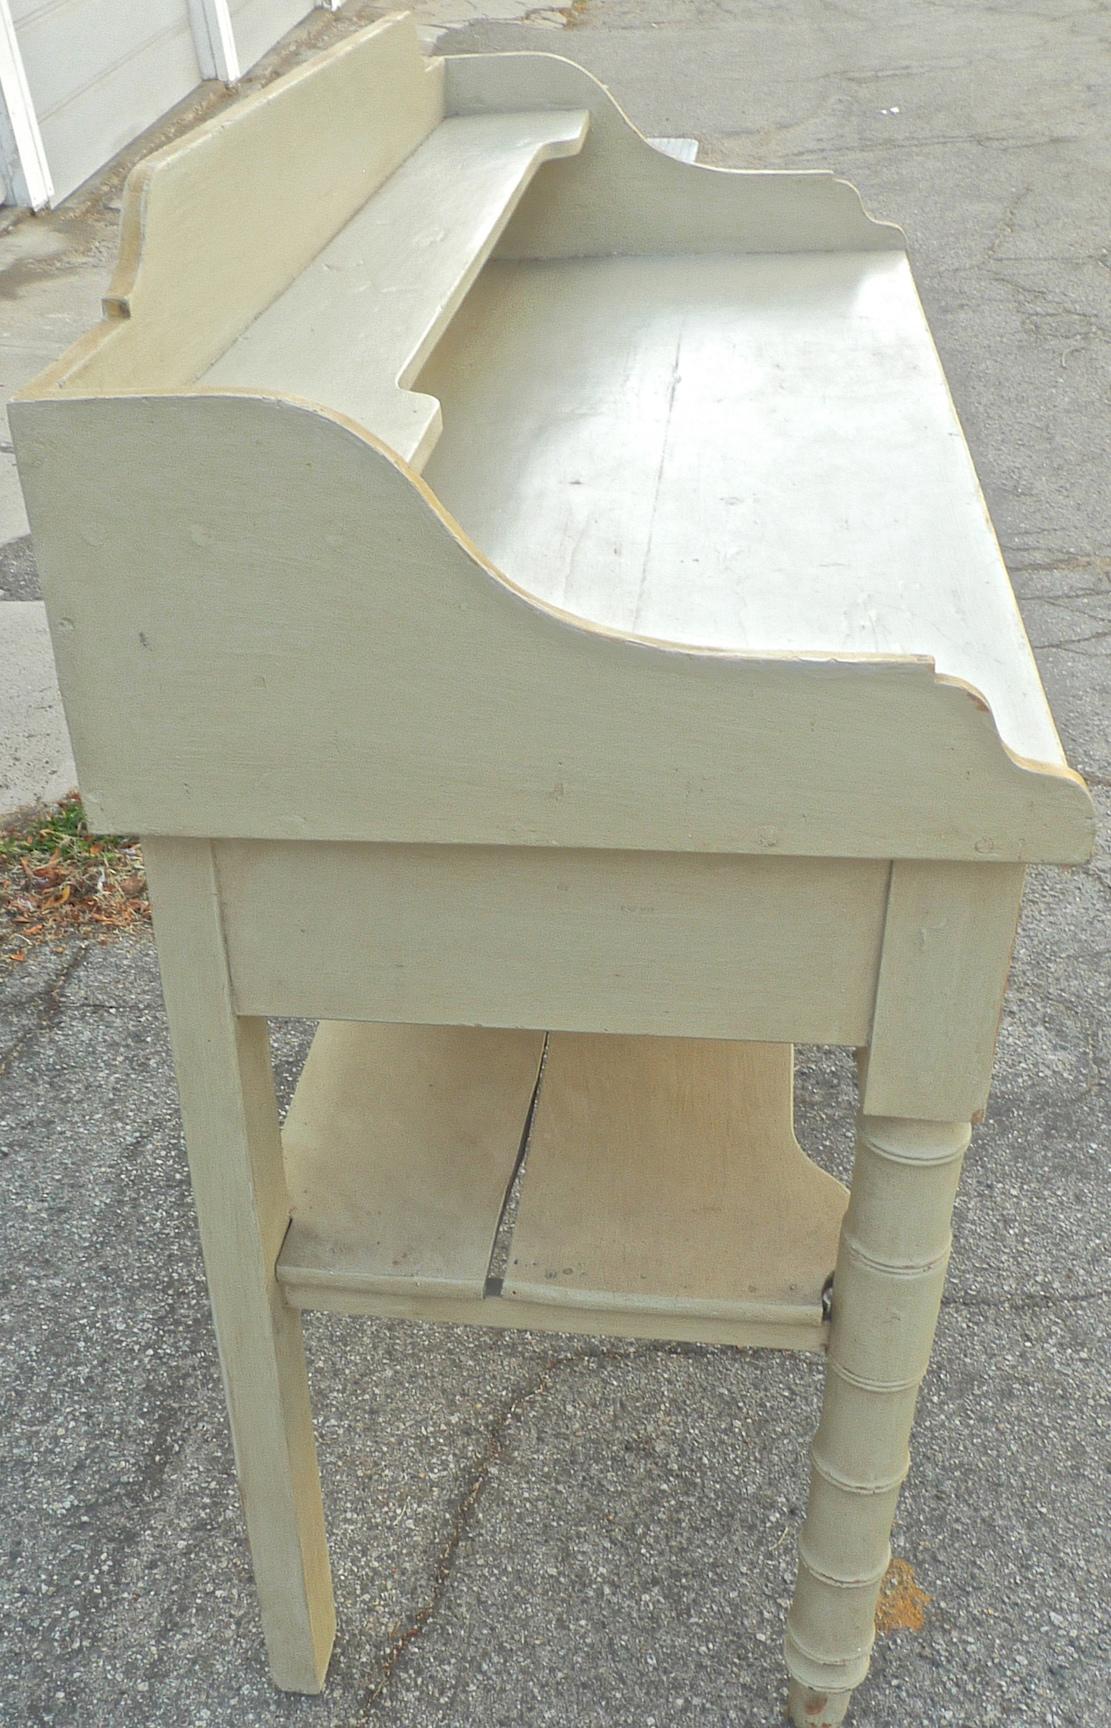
[12,15,1093,1724]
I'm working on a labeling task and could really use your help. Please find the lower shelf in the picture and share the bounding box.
[277,1023,847,1351]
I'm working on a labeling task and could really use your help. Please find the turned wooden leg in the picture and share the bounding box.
[145,839,335,1692]
[785,1113,969,1727]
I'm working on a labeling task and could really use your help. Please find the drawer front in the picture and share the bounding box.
[215,840,888,1045]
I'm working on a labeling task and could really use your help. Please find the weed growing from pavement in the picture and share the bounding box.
[0,794,148,962]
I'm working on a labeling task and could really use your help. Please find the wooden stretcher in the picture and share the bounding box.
[11,15,1093,1725]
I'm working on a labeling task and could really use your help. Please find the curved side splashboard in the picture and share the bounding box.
[447,49,904,258]
[11,391,1093,863]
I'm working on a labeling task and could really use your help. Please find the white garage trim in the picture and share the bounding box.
[0,0,51,209]
[189,0,242,84]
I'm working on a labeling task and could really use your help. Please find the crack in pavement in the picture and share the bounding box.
[355,1273,1111,1714]
[0,943,88,1091]
[1031,626,1111,652]
[359,1339,701,1714]
[1025,596,1111,631]
[355,1271,1107,1716]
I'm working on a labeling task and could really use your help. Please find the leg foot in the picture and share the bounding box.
[787,1681,852,1727]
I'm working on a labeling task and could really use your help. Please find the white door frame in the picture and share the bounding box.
[189,0,242,83]
[0,0,52,209]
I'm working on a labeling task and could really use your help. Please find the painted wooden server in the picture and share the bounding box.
[11,15,1094,1724]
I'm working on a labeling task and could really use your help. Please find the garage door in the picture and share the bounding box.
[231,0,312,80]
[3,0,317,206]
[10,0,203,202]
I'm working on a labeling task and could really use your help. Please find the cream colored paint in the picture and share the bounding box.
[216,843,889,1044]
[8,17,1094,1728]
[277,1025,842,1350]
[30,18,445,393]
[786,1116,971,1723]
[507,1036,846,1324]
[12,395,1092,863]
[142,838,334,1694]
[421,250,1063,766]
[281,1022,545,1299]
[204,108,589,465]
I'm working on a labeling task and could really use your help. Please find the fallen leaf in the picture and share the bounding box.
[875,1558,930,1634]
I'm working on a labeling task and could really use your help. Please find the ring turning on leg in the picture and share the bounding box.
[785,1114,970,1726]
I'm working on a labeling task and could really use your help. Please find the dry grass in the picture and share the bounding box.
[1,795,149,963]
